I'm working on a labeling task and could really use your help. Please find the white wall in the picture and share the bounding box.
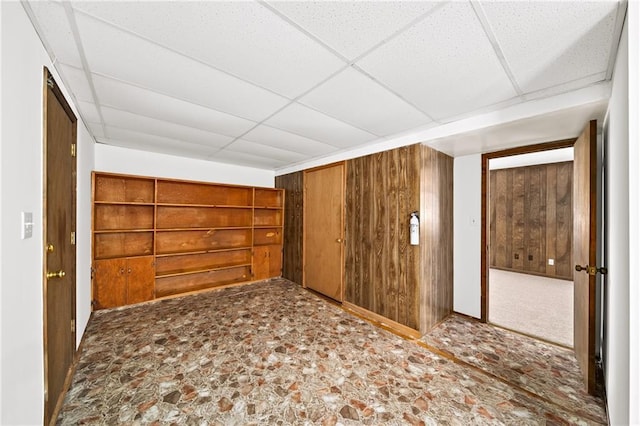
[76,126,94,345]
[0,3,95,423]
[603,10,633,425]
[95,144,274,188]
[627,4,640,424]
[453,154,482,318]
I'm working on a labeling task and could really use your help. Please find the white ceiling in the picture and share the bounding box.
[24,1,625,171]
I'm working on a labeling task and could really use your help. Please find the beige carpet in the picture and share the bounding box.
[488,268,573,347]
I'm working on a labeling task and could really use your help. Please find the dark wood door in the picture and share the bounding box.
[304,163,345,301]
[43,68,77,424]
[573,120,598,394]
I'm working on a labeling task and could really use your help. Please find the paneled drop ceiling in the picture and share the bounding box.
[25,1,624,170]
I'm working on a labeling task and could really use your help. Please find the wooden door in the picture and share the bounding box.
[93,258,127,309]
[43,69,77,424]
[304,163,345,301]
[253,245,282,281]
[573,120,598,394]
[126,256,155,304]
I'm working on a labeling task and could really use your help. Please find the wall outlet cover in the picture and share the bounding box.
[548,258,555,266]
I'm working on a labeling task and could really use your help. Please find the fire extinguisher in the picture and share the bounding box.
[410,211,419,246]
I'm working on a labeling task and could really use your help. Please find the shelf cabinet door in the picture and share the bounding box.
[253,245,282,281]
[127,256,155,304]
[93,258,127,309]
[93,256,154,309]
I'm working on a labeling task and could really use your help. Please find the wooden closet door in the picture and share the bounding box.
[304,163,345,301]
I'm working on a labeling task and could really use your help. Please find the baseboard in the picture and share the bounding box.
[342,302,421,340]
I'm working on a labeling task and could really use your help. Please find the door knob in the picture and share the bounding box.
[575,265,608,275]
[336,238,344,243]
[46,270,65,279]
[46,243,54,253]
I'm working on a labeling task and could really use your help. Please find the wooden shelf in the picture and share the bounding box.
[156,262,252,278]
[94,201,155,206]
[92,171,284,310]
[156,203,252,209]
[155,247,252,258]
[94,229,154,234]
[155,226,253,232]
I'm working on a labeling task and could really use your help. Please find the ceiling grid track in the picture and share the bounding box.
[62,1,109,139]
[469,0,525,99]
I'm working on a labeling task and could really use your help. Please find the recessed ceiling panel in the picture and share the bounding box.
[87,122,105,139]
[57,64,93,103]
[225,140,308,163]
[72,1,345,98]
[357,2,517,121]
[92,74,256,137]
[76,101,101,124]
[211,150,288,169]
[300,67,432,136]
[100,126,220,159]
[28,1,82,67]
[101,107,233,148]
[264,103,377,148]
[481,1,619,93]
[266,1,439,60]
[73,12,289,122]
[242,125,337,157]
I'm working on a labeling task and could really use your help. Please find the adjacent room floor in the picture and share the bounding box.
[488,268,574,347]
[57,279,605,425]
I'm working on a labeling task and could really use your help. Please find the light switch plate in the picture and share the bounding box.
[21,212,33,239]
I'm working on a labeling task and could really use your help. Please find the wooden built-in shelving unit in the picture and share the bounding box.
[91,172,284,310]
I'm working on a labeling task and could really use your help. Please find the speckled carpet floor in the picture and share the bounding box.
[57,279,606,425]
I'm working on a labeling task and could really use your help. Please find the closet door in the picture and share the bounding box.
[303,163,345,301]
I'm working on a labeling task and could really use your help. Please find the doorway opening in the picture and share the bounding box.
[487,147,575,347]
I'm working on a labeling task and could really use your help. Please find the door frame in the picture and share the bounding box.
[480,138,576,321]
[42,67,77,423]
[302,161,346,301]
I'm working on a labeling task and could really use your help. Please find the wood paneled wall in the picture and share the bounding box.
[277,145,453,334]
[345,145,422,330]
[419,146,454,332]
[489,161,573,279]
[275,171,304,285]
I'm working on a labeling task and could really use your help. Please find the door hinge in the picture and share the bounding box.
[71,143,77,157]
[71,319,76,333]
[46,76,54,89]
[71,231,76,245]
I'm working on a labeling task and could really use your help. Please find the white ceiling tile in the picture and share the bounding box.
[100,126,220,159]
[73,12,289,122]
[212,150,287,169]
[57,63,93,102]
[480,1,619,93]
[242,125,337,157]
[77,101,101,124]
[299,67,432,136]
[267,1,439,60]
[91,74,256,137]
[101,107,233,148]
[28,1,82,67]
[72,1,345,98]
[264,103,377,148]
[226,140,308,163]
[357,2,517,121]
[87,122,105,139]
